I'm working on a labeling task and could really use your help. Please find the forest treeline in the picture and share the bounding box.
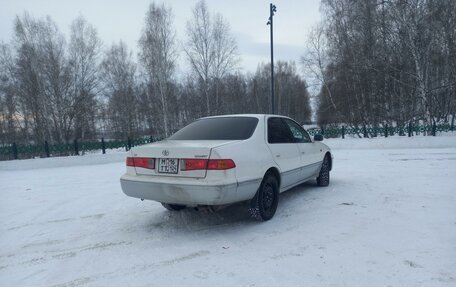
[2,0,454,146]
[0,1,311,145]
[304,0,456,127]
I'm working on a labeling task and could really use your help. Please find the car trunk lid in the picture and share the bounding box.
[130,140,239,178]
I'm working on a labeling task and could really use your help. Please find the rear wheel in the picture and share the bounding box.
[161,203,186,211]
[317,155,330,186]
[249,173,279,221]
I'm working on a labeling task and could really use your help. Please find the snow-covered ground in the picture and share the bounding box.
[1,136,455,286]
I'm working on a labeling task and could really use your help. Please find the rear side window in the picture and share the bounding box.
[169,117,259,140]
[268,117,294,143]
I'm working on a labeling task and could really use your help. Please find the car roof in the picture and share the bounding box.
[201,114,291,120]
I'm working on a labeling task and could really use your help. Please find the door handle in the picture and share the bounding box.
[301,152,305,154]
[275,154,281,158]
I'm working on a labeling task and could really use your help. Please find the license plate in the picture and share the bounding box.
[158,158,179,174]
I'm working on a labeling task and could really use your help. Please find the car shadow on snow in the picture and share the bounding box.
[140,180,328,233]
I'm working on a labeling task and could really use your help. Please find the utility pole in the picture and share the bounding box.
[267,3,277,114]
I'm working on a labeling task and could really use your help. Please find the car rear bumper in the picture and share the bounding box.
[120,174,240,205]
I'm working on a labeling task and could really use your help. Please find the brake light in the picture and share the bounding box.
[180,159,236,171]
[126,157,155,169]
[181,159,207,171]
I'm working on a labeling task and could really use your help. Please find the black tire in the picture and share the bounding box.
[161,203,186,211]
[317,154,330,187]
[249,173,279,221]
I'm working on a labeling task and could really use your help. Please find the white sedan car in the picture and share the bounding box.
[120,114,332,221]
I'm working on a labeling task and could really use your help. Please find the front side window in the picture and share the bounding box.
[283,119,312,143]
[169,117,259,140]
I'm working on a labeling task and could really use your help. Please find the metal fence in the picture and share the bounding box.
[0,136,163,161]
[0,123,454,161]
[306,123,454,138]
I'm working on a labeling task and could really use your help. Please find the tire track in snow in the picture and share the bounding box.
[14,241,132,268]
[6,213,105,231]
[48,250,211,287]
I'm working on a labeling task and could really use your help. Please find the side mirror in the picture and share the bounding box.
[314,134,324,141]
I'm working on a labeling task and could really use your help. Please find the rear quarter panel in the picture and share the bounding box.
[212,118,278,201]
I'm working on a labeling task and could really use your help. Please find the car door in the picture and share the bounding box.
[282,119,323,181]
[266,117,302,189]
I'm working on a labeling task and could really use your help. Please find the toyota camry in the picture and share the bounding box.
[120,114,332,221]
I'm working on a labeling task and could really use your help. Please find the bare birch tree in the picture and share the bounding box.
[185,0,213,116]
[38,18,72,142]
[212,14,239,111]
[12,14,72,144]
[100,41,138,139]
[185,0,239,116]
[139,2,177,137]
[0,43,18,144]
[68,16,101,140]
[301,25,340,120]
[13,13,48,144]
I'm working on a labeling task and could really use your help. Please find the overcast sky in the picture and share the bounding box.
[0,0,322,74]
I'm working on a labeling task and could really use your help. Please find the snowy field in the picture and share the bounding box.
[1,136,456,286]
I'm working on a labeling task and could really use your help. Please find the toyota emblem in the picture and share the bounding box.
[162,150,169,156]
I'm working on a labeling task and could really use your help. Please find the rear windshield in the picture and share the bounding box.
[169,117,259,140]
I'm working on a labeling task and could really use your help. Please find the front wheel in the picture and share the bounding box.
[249,173,279,221]
[161,203,186,211]
[317,155,330,186]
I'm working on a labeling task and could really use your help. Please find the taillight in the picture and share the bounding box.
[207,159,236,170]
[181,159,207,171]
[126,157,155,169]
[180,159,236,171]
